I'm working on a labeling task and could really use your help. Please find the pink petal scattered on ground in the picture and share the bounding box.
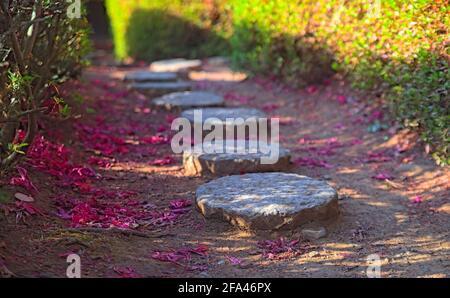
[257,238,308,260]
[88,156,112,169]
[150,156,174,166]
[225,256,242,265]
[194,81,211,90]
[9,167,38,193]
[365,151,393,163]
[113,266,141,278]
[336,95,347,104]
[294,157,333,169]
[141,135,169,145]
[262,103,279,112]
[323,78,332,86]
[352,116,365,124]
[252,76,278,92]
[151,244,209,271]
[371,172,395,180]
[156,125,167,133]
[169,199,192,212]
[165,114,177,124]
[411,196,423,204]
[368,110,384,122]
[350,138,363,145]
[306,85,318,94]
[334,123,346,130]
[224,92,254,104]
[55,207,72,220]
[15,201,43,216]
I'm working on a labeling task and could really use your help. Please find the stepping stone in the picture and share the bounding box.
[150,58,202,72]
[183,140,291,176]
[153,91,225,111]
[123,71,177,82]
[180,107,268,139]
[129,81,191,96]
[196,173,339,231]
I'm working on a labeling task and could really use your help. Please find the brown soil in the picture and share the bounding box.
[0,56,449,278]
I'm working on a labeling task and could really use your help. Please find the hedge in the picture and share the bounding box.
[104,0,231,61]
[229,0,449,165]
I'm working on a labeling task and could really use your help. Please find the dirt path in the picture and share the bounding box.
[0,57,449,278]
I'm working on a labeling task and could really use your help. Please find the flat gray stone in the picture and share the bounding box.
[184,140,291,176]
[180,108,268,139]
[129,81,191,95]
[123,71,177,82]
[150,58,202,72]
[153,91,225,111]
[180,107,268,140]
[196,173,339,230]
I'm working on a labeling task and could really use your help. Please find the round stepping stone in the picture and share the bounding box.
[183,140,291,176]
[180,107,268,139]
[129,81,191,95]
[153,91,225,111]
[150,58,202,72]
[123,71,177,82]
[196,173,339,230]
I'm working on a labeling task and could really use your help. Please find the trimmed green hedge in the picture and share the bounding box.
[229,0,449,165]
[105,0,231,61]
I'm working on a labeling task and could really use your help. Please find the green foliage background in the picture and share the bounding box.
[104,0,231,61]
[106,0,449,164]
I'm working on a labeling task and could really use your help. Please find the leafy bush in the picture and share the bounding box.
[105,0,231,61]
[0,0,90,167]
[229,0,449,165]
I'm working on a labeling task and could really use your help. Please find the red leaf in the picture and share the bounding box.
[9,167,38,193]
[371,172,394,180]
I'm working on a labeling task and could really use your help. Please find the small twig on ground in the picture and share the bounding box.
[65,227,174,239]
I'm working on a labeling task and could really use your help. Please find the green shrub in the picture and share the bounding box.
[105,0,231,61]
[0,1,90,167]
[229,0,449,165]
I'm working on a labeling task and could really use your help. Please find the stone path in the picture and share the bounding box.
[152,91,225,111]
[124,59,340,232]
[196,172,339,231]
[183,140,291,176]
[139,60,339,231]
[123,71,178,82]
